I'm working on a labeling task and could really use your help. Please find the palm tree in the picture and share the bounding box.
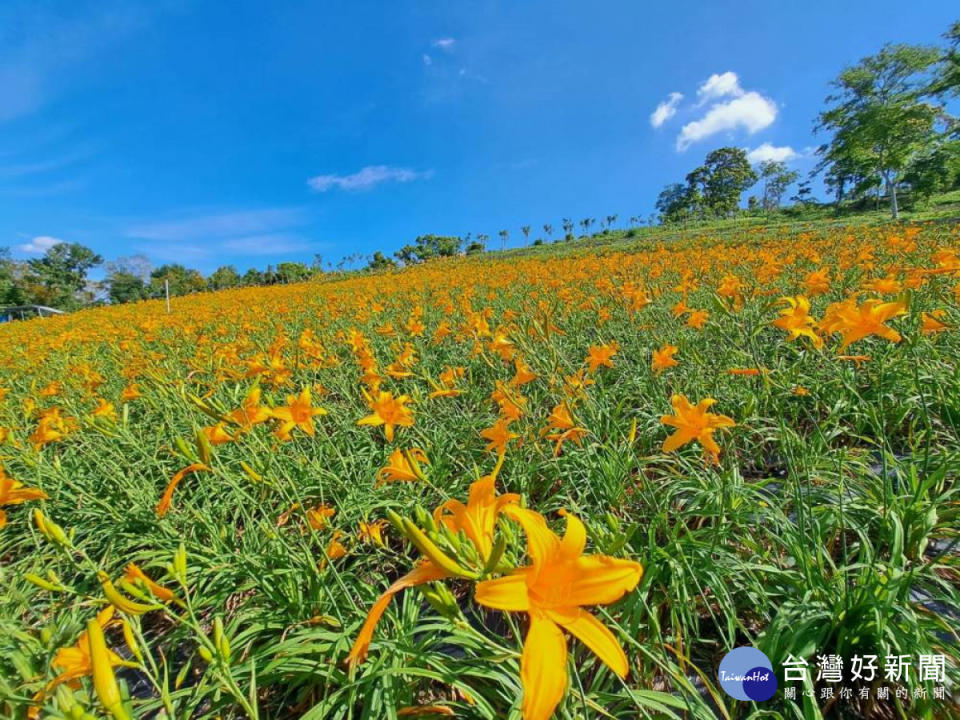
[498,229,509,251]
[543,223,553,240]
[521,225,531,244]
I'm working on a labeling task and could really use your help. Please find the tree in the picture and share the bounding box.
[104,255,152,305]
[542,223,553,240]
[395,235,461,265]
[498,229,509,251]
[655,183,694,224]
[815,43,944,218]
[561,219,574,241]
[149,264,205,298]
[700,147,758,217]
[929,20,960,98]
[367,252,397,270]
[25,242,103,309]
[521,225,531,244]
[0,248,28,305]
[901,140,960,203]
[208,265,241,291]
[242,268,265,286]
[275,262,311,284]
[757,160,799,213]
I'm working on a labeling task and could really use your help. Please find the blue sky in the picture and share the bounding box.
[1,1,956,274]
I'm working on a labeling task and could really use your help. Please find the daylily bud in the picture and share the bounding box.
[172,543,188,585]
[421,582,459,620]
[87,618,132,720]
[402,519,476,579]
[33,510,71,547]
[213,617,231,663]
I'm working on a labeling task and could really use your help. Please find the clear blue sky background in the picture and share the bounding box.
[1,1,956,273]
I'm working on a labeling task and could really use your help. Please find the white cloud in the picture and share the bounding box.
[746,143,798,164]
[422,53,432,66]
[697,71,743,101]
[650,92,683,128]
[432,38,455,51]
[307,165,432,192]
[17,235,61,253]
[676,91,777,150]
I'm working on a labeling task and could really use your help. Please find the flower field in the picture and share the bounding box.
[1,222,958,719]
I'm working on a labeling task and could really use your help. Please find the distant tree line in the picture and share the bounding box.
[0,246,329,310]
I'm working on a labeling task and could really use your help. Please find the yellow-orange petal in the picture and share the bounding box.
[566,555,644,607]
[346,561,449,665]
[475,572,531,612]
[548,606,629,677]
[521,613,568,720]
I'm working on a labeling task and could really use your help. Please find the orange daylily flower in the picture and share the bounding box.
[307,504,336,531]
[661,394,735,462]
[120,384,142,402]
[227,386,272,428]
[376,448,429,486]
[540,404,588,455]
[686,309,709,330]
[123,563,177,603]
[771,295,823,348]
[0,467,48,529]
[47,607,133,691]
[920,311,949,334]
[358,391,415,443]
[480,418,519,456]
[202,422,234,445]
[511,357,538,386]
[651,344,679,374]
[475,508,643,720]
[272,387,327,440]
[584,341,618,373]
[822,298,907,351]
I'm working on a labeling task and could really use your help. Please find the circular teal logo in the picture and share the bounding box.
[718,647,777,701]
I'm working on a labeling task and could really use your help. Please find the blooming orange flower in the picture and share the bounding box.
[686,309,709,330]
[651,344,679,374]
[202,422,234,445]
[771,296,822,348]
[123,563,177,603]
[376,448,429,486]
[661,394,735,463]
[120,384,142,402]
[475,508,643,720]
[920,310,949,334]
[227,386,273,428]
[357,391,414,443]
[0,467,48,529]
[510,357,538,386]
[272,387,327,440]
[822,298,907,351]
[540,404,588,455]
[803,268,831,296]
[46,606,133,691]
[584,341,618,373]
[307,504,336,531]
[429,365,465,398]
[480,418,519,456]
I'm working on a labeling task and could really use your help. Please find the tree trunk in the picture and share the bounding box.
[887,174,899,220]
